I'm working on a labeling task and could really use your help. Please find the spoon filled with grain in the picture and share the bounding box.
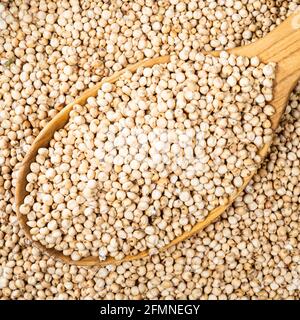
[16,11,300,266]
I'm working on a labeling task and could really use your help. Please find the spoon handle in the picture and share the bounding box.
[231,10,300,65]
[259,10,300,128]
[230,10,300,129]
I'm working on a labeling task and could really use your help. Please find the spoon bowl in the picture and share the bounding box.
[15,11,300,266]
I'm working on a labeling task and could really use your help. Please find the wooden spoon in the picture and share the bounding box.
[15,11,300,266]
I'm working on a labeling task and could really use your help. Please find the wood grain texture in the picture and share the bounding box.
[15,12,300,266]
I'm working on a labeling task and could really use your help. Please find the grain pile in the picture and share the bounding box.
[0,0,299,300]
